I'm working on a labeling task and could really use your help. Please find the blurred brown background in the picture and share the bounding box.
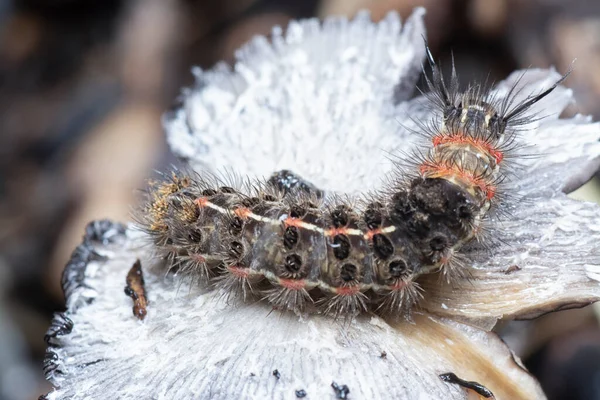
[0,0,599,399]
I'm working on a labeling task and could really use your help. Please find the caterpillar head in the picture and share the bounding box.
[423,42,571,140]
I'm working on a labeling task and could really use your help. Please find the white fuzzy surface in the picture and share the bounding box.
[165,9,427,194]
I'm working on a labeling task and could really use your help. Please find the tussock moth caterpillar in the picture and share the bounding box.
[135,46,570,318]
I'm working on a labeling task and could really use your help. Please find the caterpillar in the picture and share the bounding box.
[136,46,570,318]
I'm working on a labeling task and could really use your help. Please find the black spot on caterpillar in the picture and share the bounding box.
[135,46,569,318]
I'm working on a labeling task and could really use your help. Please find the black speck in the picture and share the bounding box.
[272,369,281,379]
[380,351,387,359]
[295,389,307,398]
[331,381,350,399]
[439,372,494,398]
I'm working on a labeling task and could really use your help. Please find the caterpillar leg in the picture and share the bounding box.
[375,282,423,319]
[261,282,313,314]
[320,290,369,320]
[213,262,264,303]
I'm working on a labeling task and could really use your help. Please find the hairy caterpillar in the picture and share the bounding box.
[136,47,570,318]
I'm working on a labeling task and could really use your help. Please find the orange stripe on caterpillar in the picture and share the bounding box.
[283,216,321,232]
[278,278,307,291]
[227,265,250,278]
[390,280,410,291]
[324,227,364,237]
[234,207,252,219]
[419,162,497,200]
[485,186,497,200]
[432,134,504,164]
[365,228,383,240]
[195,197,209,207]
[335,286,361,296]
